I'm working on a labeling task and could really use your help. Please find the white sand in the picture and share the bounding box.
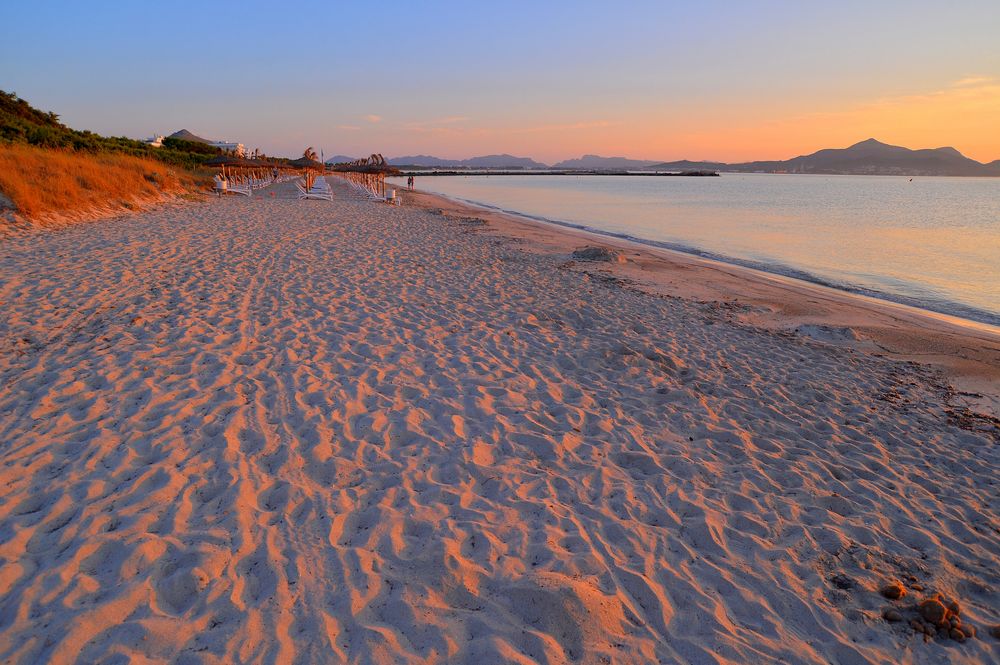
[0,178,997,664]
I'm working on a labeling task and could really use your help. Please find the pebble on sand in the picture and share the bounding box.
[918,598,949,627]
[880,582,906,600]
[882,608,903,622]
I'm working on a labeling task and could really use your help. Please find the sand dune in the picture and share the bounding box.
[0,178,997,664]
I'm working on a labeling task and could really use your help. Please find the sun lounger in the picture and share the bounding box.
[214,175,251,197]
[227,181,252,197]
[296,180,333,201]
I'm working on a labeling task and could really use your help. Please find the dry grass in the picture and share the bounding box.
[0,144,207,221]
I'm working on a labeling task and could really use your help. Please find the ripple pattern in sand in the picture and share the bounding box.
[0,179,997,664]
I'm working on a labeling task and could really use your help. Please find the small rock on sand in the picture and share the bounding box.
[881,581,906,600]
[918,598,948,626]
[572,246,624,263]
[882,608,903,622]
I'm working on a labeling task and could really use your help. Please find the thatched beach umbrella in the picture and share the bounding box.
[288,156,325,170]
[203,155,252,168]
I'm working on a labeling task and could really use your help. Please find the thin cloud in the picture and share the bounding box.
[511,120,617,134]
[406,125,491,137]
[952,76,995,88]
[875,76,1000,107]
[398,117,612,137]
[363,114,382,123]
[790,76,1000,122]
[402,116,470,132]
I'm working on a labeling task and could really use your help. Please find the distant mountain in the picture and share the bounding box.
[649,139,1000,177]
[767,139,996,176]
[324,155,360,165]
[388,155,455,167]
[463,154,547,169]
[644,159,728,172]
[552,154,659,170]
[389,154,548,169]
[167,129,212,144]
[349,140,1000,176]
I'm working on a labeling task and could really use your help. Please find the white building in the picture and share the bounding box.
[144,135,165,148]
[209,141,245,157]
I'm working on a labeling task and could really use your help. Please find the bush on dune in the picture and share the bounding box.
[0,143,200,219]
[0,91,217,220]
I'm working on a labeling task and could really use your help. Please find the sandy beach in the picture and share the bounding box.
[1,177,997,664]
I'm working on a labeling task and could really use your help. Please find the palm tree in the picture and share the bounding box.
[303,147,318,161]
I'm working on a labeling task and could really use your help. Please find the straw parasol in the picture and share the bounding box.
[288,157,325,170]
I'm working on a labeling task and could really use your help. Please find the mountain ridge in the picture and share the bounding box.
[336,140,997,176]
[388,153,546,168]
[650,139,1000,176]
[551,154,659,170]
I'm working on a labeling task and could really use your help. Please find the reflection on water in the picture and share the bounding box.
[390,174,1000,325]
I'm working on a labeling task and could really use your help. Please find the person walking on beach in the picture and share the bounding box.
[407,176,414,190]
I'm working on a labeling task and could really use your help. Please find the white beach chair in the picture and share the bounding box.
[227,181,252,197]
[215,174,251,197]
[346,178,387,202]
[296,180,333,201]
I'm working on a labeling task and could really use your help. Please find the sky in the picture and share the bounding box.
[3,1,999,163]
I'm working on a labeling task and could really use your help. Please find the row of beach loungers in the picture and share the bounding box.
[296,173,333,201]
[213,169,400,205]
[333,172,401,205]
[213,170,297,197]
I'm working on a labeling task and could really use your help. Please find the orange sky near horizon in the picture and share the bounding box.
[362,76,1000,163]
[639,76,1000,163]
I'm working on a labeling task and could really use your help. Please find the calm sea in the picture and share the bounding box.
[389,174,1000,327]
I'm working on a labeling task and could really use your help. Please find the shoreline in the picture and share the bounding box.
[395,170,721,177]
[388,178,1000,330]
[395,183,1000,418]
[394,184,1000,329]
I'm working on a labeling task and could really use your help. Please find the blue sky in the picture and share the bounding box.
[3,1,999,162]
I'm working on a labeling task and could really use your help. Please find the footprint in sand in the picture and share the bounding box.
[153,554,211,615]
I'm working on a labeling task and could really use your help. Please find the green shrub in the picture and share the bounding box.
[0,90,220,170]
